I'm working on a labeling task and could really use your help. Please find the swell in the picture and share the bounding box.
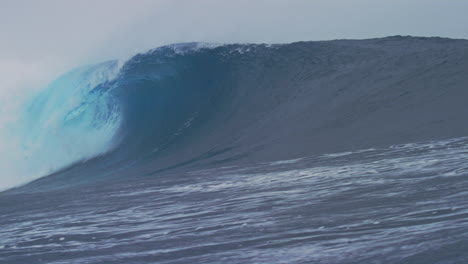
[8,36,468,192]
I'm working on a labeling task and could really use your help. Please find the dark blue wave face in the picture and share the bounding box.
[10,37,468,191]
[110,45,235,160]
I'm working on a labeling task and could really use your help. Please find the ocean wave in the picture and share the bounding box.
[4,37,468,191]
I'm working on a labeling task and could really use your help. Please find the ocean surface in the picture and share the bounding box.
[1,36,468,263]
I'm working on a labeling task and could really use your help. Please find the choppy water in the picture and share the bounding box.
[2,137,468,264]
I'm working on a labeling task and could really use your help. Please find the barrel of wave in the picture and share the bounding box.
[0,61,124,191]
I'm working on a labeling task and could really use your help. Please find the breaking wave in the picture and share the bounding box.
[3,36,468,191]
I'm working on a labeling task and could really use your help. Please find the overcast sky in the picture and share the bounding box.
[1,0,468,90]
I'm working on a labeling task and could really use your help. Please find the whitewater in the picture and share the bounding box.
[2,36,468,263]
